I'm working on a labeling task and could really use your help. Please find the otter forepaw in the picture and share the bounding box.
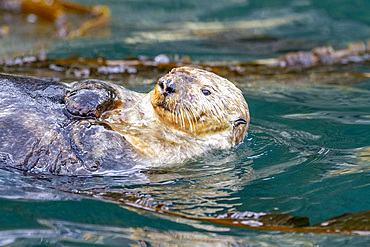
[65,80,117,118]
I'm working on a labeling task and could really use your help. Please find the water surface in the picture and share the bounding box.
[0,0,369,246]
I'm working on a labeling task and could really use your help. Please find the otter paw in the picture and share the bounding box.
[65,80,117,118]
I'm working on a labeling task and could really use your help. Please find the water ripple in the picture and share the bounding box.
[283,111,370,125]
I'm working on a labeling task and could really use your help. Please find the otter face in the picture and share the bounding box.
[150,67,249,147]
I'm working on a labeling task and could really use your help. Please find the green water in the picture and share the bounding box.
[1,0,370,246]
[47,0,370,61]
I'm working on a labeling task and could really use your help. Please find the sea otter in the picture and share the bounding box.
[0,67,249,175]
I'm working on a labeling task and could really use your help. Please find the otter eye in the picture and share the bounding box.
[202,89,211,96]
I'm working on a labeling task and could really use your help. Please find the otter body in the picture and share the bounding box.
[0,67,250,175]
[0,74,137,175]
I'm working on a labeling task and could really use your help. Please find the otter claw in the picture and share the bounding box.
[234,117,248,127]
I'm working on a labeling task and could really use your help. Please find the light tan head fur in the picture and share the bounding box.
[150,67,249,147]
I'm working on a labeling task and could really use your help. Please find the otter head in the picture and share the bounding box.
[150,67,250,148]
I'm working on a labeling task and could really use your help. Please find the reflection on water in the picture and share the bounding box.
[1,219,369,246]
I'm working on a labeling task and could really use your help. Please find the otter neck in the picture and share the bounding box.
[102,94,211,165]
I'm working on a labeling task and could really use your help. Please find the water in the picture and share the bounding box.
[0,0,370,246]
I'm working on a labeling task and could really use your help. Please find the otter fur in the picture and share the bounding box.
[0,67,249,175]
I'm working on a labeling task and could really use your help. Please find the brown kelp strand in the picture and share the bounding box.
[0,0,110,38]
[0,25,10,38]
[0,41,369,80]
[253,41,370,70]
[71,186,370,235]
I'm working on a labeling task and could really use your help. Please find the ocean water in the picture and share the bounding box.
[0,0,369,246]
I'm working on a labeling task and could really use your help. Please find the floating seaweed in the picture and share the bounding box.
[0,25,9,37]
[71,186,370,235]
[0,0,110,39]
[0,41,369,82]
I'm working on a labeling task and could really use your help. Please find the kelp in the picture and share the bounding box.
[1,40,369,82]
[253,41,370,71]
[0,25,9,37]
[72,186,370,235]
[0,0,110,38]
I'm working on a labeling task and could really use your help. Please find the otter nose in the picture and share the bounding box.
[158,78,176,96]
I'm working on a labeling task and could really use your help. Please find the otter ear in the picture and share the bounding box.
[234,117,248,128]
